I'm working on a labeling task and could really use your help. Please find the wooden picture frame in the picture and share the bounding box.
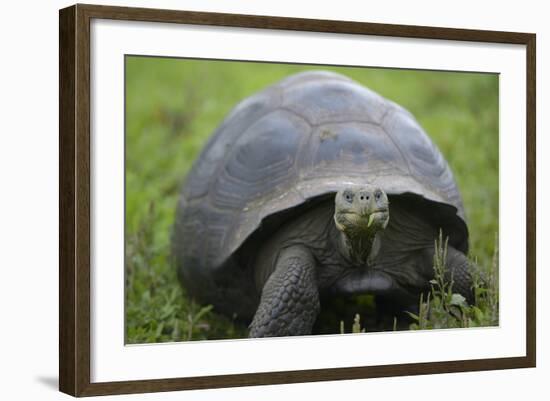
[59,3,536,397]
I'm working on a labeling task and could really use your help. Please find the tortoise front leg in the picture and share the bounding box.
[249,245,320,337]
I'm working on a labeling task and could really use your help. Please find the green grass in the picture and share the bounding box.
[125,56,499,343]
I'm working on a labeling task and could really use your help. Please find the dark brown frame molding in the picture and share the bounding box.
[59,3,536,397]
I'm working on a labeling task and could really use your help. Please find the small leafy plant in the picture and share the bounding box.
[407,231,499,330]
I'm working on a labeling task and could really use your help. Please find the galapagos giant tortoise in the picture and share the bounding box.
[172,70,473,337]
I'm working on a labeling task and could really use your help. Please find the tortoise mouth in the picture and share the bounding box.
[335,207,389,232]
[340,207,388,218]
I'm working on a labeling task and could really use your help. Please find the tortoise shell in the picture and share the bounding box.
[173,70,468,281]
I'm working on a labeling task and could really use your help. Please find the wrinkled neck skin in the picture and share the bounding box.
[330,222,381,267]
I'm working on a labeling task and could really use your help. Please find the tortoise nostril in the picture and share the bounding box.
[358,191,370,202]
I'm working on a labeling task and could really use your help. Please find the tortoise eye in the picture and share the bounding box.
[375,191,381,200]
[343,191,354,203]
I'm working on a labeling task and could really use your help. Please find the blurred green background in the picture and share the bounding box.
[125,56,499,344]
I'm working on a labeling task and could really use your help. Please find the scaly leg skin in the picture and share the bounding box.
[248,245,320,338]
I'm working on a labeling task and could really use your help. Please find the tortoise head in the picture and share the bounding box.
[334,186,389,234]
[333,186,389,265]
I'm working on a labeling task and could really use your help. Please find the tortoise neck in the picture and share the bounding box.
[331,222,379,267]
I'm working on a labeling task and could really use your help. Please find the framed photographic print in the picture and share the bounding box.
[59,3,536,397]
